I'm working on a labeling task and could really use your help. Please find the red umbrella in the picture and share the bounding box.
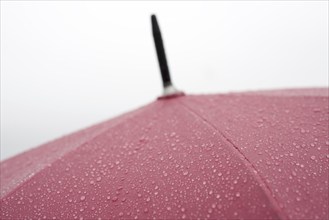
[1,15,328,220]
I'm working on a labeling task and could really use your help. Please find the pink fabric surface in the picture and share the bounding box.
[1,88,328,219]
[181,89,329,220]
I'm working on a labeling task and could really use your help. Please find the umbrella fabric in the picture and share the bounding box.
[1,88,328,220]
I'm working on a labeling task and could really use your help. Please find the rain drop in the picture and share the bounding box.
[80,196,86,201]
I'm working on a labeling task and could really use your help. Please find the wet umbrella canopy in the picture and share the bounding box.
[1,15,328,220]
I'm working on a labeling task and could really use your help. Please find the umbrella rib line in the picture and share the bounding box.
[178,101,289,220]
[0,102,156,202]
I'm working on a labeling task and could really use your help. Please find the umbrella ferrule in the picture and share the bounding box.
[163,84,179,96]
[152,14,182,98]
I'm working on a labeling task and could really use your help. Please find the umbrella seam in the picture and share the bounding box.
[0,102,156,203]
[178,100,289,220]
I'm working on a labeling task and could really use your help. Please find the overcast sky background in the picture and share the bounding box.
[1,1,328,161]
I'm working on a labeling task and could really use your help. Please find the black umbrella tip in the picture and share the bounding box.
[150,14,183,98]
[151,15,159,32]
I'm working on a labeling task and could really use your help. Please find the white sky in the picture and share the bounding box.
[1,1,328,160]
